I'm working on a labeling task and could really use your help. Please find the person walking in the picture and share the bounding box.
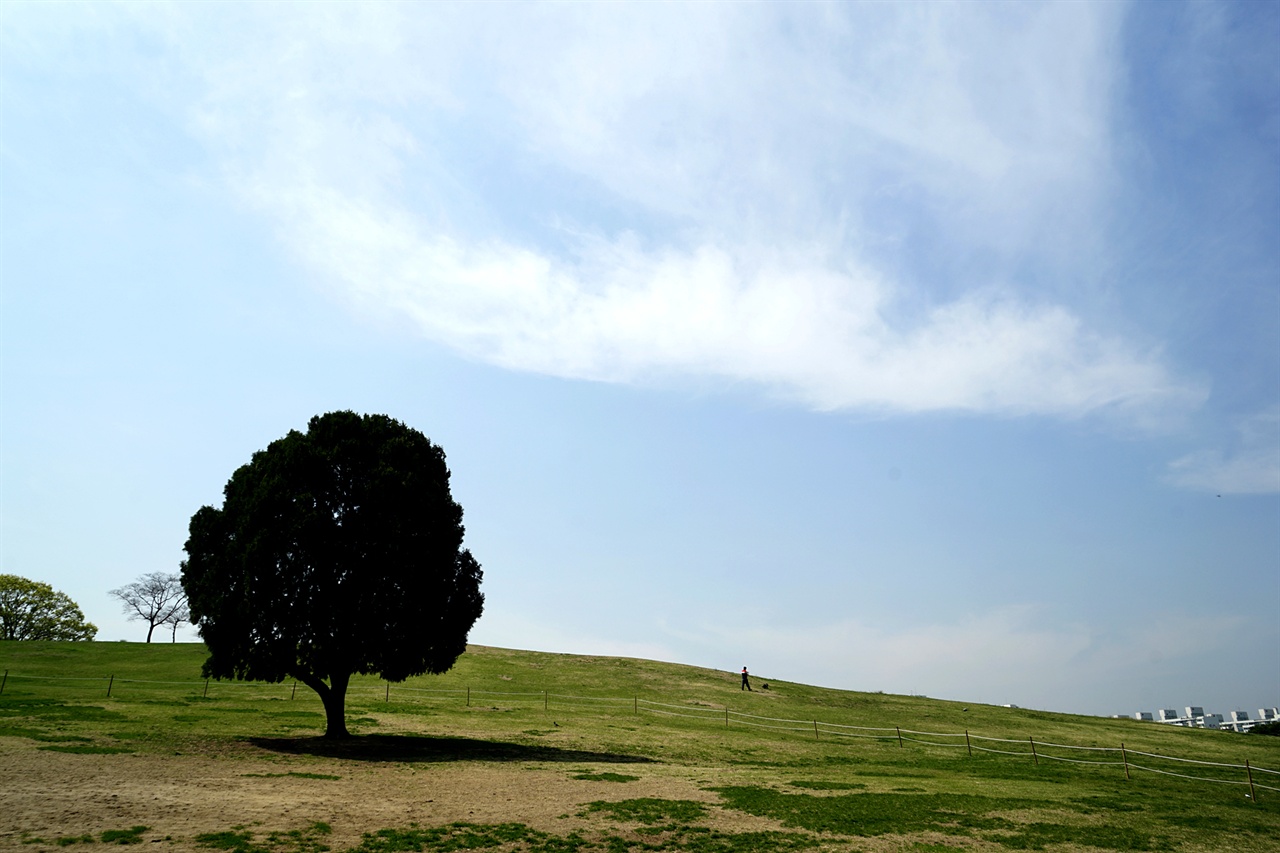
[741,666,752,691]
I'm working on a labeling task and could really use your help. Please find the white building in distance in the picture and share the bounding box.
[1131,706,1279,732]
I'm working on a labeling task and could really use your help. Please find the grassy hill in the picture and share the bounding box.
[2,640,1278,851]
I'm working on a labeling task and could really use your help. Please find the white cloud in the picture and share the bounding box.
[668,606,1254,713]
[1167,408,1280,494]
[86,2,1203,421]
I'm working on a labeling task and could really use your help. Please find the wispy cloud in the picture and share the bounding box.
[1167,407,1280,494]
[84,2,1204,421]
[672,606,1252,713]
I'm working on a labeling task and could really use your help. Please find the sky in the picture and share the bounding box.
[2,1,1277,719]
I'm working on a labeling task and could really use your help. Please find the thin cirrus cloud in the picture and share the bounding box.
[167,3,1202,421]
[1166,408,1280,495]
[688,606,1250,709]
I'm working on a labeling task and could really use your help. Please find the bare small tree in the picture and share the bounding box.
[164,595,191,643]
[109,572,187,643]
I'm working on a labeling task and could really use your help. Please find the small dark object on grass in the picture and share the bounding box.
[761,683,769,690]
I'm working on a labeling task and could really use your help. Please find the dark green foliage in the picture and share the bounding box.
[194,830,261,853]
[1250,720,1280,736]
[572,772,639,783]
[350,822,587,852]
[39,743,132,754]
[994,822,1169,850]
[787,780,866,790]
[182,411,484,738]
[195,823,331,853]
[0,724,91,742]
[55,835,96,846]
[712,786,1175,849]
[347,821,815,853]
[714,786,1016,836]
[0,575,97,641]
[646,830,818,853]
[241,771,341,780]
[582,799,707,825]
[99,826,148,844]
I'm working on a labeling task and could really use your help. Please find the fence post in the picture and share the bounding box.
[896,726,903,747]
[965,730,972,757]
[1246,759,1257,802]
[466,686,470,707]
[204,678,209,698]
[291,681,296,700]
[385,682,390,702]
[107,674,114,698]
[726,707,730,728]
[1,670,7,695]
[1121,743,1130,780]
[814,720,819,741]
[634,696,638,715]
[1029,736,1038,765]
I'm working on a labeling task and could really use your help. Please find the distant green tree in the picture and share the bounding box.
[109,572,187,643]
[181,411,484,738]
[0,574,98,641]
[1249,720,1280,737]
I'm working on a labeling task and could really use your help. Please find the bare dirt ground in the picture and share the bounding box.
[0,736,806,853]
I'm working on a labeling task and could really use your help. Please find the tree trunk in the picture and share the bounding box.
[145,623,155,643]
[300,671,351,738]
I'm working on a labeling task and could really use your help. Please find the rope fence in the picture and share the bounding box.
[3,669,1276,800]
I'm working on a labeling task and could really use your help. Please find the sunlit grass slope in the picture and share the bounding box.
[3,641,1279,851]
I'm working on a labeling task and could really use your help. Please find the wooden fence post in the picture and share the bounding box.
[204,678,209,698]
[291,681,296,700]
[466,686,470,707]
[1121,743,1130,780]
[965,730,972,757]
[726,707,730,728]
[634,696,638,715]
[1029,736,1038,765]
[1246,759,1257,802]
[1,670,7,695]
[385,682,390,702]
[896,726,903,747]
[814,720,819,741]
[107,674,114,698]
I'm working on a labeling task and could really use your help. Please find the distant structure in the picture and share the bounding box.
[1129,705,1279,732]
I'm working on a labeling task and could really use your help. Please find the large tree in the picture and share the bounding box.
[109,572,187,643]
[0,574,98,641]
[181,411,484,738]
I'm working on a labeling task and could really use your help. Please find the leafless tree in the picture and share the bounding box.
[164,595,191,643]
[109,572,187,643]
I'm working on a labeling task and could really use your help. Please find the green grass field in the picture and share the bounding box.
[2,641,1278,852]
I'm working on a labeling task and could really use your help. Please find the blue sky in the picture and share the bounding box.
[2,1,1276,718]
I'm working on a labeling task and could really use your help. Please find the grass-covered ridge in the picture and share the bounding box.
[2,640,1278,852]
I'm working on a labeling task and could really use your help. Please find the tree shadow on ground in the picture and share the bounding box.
[248,733,655,765]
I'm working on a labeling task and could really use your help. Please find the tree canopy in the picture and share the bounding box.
[0,574,98,641]
[109,571,187,643]
[181,411,484,737]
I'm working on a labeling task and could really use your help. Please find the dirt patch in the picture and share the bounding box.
[0,736,797,852]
